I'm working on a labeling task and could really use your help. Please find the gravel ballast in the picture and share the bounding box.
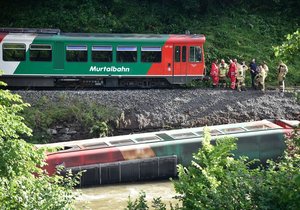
[16,89,300,137]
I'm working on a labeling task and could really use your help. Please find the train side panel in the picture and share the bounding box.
[1,32,206,86]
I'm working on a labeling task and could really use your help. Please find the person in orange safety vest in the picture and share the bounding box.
[210,59,219,88]
[218,59,229,88]
[228,59,237,90]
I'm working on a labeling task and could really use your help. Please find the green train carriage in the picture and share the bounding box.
[0,28,206,87]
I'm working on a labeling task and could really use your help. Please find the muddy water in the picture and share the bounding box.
[75,180,179,210]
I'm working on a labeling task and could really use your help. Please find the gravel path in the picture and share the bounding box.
[16,88,300,133]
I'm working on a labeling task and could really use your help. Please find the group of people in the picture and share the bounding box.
[209,58,288,92]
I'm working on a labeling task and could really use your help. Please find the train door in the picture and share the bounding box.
[162,44,173,77]
[173,45,187,84]
[186,45,204,76]
[53,41,64,70]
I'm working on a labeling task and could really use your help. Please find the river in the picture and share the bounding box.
[75,180,179,210]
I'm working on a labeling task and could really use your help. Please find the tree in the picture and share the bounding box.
[274,29,300,63]
[0,79,79,210]
[173,127,300,210]
[173,129,255,209]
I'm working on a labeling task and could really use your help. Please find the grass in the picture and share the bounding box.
[21,95,121,143]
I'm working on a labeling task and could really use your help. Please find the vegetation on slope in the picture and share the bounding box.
[0,0,299,85]
[21,94,120,143]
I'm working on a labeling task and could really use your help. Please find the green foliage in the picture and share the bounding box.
[173,127,300,210]
[174,128,255,209]
[152,197,167,210]
[274,29,300,63]
[125,191,177,210]
[90,120,110,137]
[0,1,299,86]
[21,94,120,143]
[253,127,300,210]
[185,78,211,89]
[0,81,79,209]
[125,191,149,210]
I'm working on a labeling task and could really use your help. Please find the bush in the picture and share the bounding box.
[0,81,80,209]
[21,94,120,143]
[127,126,300,209]
[173,127,300,210]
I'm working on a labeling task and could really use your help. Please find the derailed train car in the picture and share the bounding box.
[0,28,205,88]
[36,119,299,187]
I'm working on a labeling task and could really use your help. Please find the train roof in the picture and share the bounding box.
[36,119,299,154]
[0,28,205,43]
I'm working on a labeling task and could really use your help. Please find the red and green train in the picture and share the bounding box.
[0,28,206,87]
[37,119,299,187]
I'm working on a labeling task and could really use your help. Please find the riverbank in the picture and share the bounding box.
[17,88,300,143]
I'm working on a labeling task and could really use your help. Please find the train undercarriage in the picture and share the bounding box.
[1,75,200,88]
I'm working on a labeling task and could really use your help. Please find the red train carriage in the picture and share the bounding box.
[37,119,299,186]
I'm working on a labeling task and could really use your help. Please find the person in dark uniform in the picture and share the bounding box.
[249,59,258,89]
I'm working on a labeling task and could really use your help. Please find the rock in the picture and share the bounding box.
[47,129,57,135]
[15,88,300,142]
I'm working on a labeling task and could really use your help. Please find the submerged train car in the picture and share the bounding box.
[36,119,299,187]
[0,28,205,87]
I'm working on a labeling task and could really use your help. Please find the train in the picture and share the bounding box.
[0,28,206,88]
[36,119,299,187]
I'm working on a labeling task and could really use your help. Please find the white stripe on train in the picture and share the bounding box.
[0,34,36,75]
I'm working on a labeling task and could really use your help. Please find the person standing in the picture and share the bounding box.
[256,64,267,92]
[236,61,248,91]
[262,61,269,77]
[218,59,229,88]
[210,59,219,88]
[277,61,288,92]
[228,59,237,90]
[249,59,258,89]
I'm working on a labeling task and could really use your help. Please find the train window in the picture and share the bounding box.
[135,136,161,143]
[66,45,87,62]
[174,46,180,62]
[245,124,271,131]
[220,127,245,134]
[92,46,113,62]
[81,142,108,149]
[54,145,80,152]
[109,139,134,146]
[189,46,202,62]
[182,46,187,62]
[170,132,196,139]
[210,129,222,136]
[117,46,137,63]
[2,43,26,61]
[195,131,204,136]
[30,44,52,62]
[141,47,161,63]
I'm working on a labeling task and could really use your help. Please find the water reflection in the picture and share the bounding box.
[75,180,178,210]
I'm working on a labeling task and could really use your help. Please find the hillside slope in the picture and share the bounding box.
[0,0,299,85]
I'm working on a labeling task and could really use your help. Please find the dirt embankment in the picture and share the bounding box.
[17,89,300,140]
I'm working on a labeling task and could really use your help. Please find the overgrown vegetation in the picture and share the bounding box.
[21,94,120,143]
[274,29,300,63]
[0,81,79,209]
[0,0,299,86]
[125,191,179,210]
[126,127,300,209]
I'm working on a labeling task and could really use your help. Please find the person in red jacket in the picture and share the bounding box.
[210,59,219,88]
[228,59,237,90]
